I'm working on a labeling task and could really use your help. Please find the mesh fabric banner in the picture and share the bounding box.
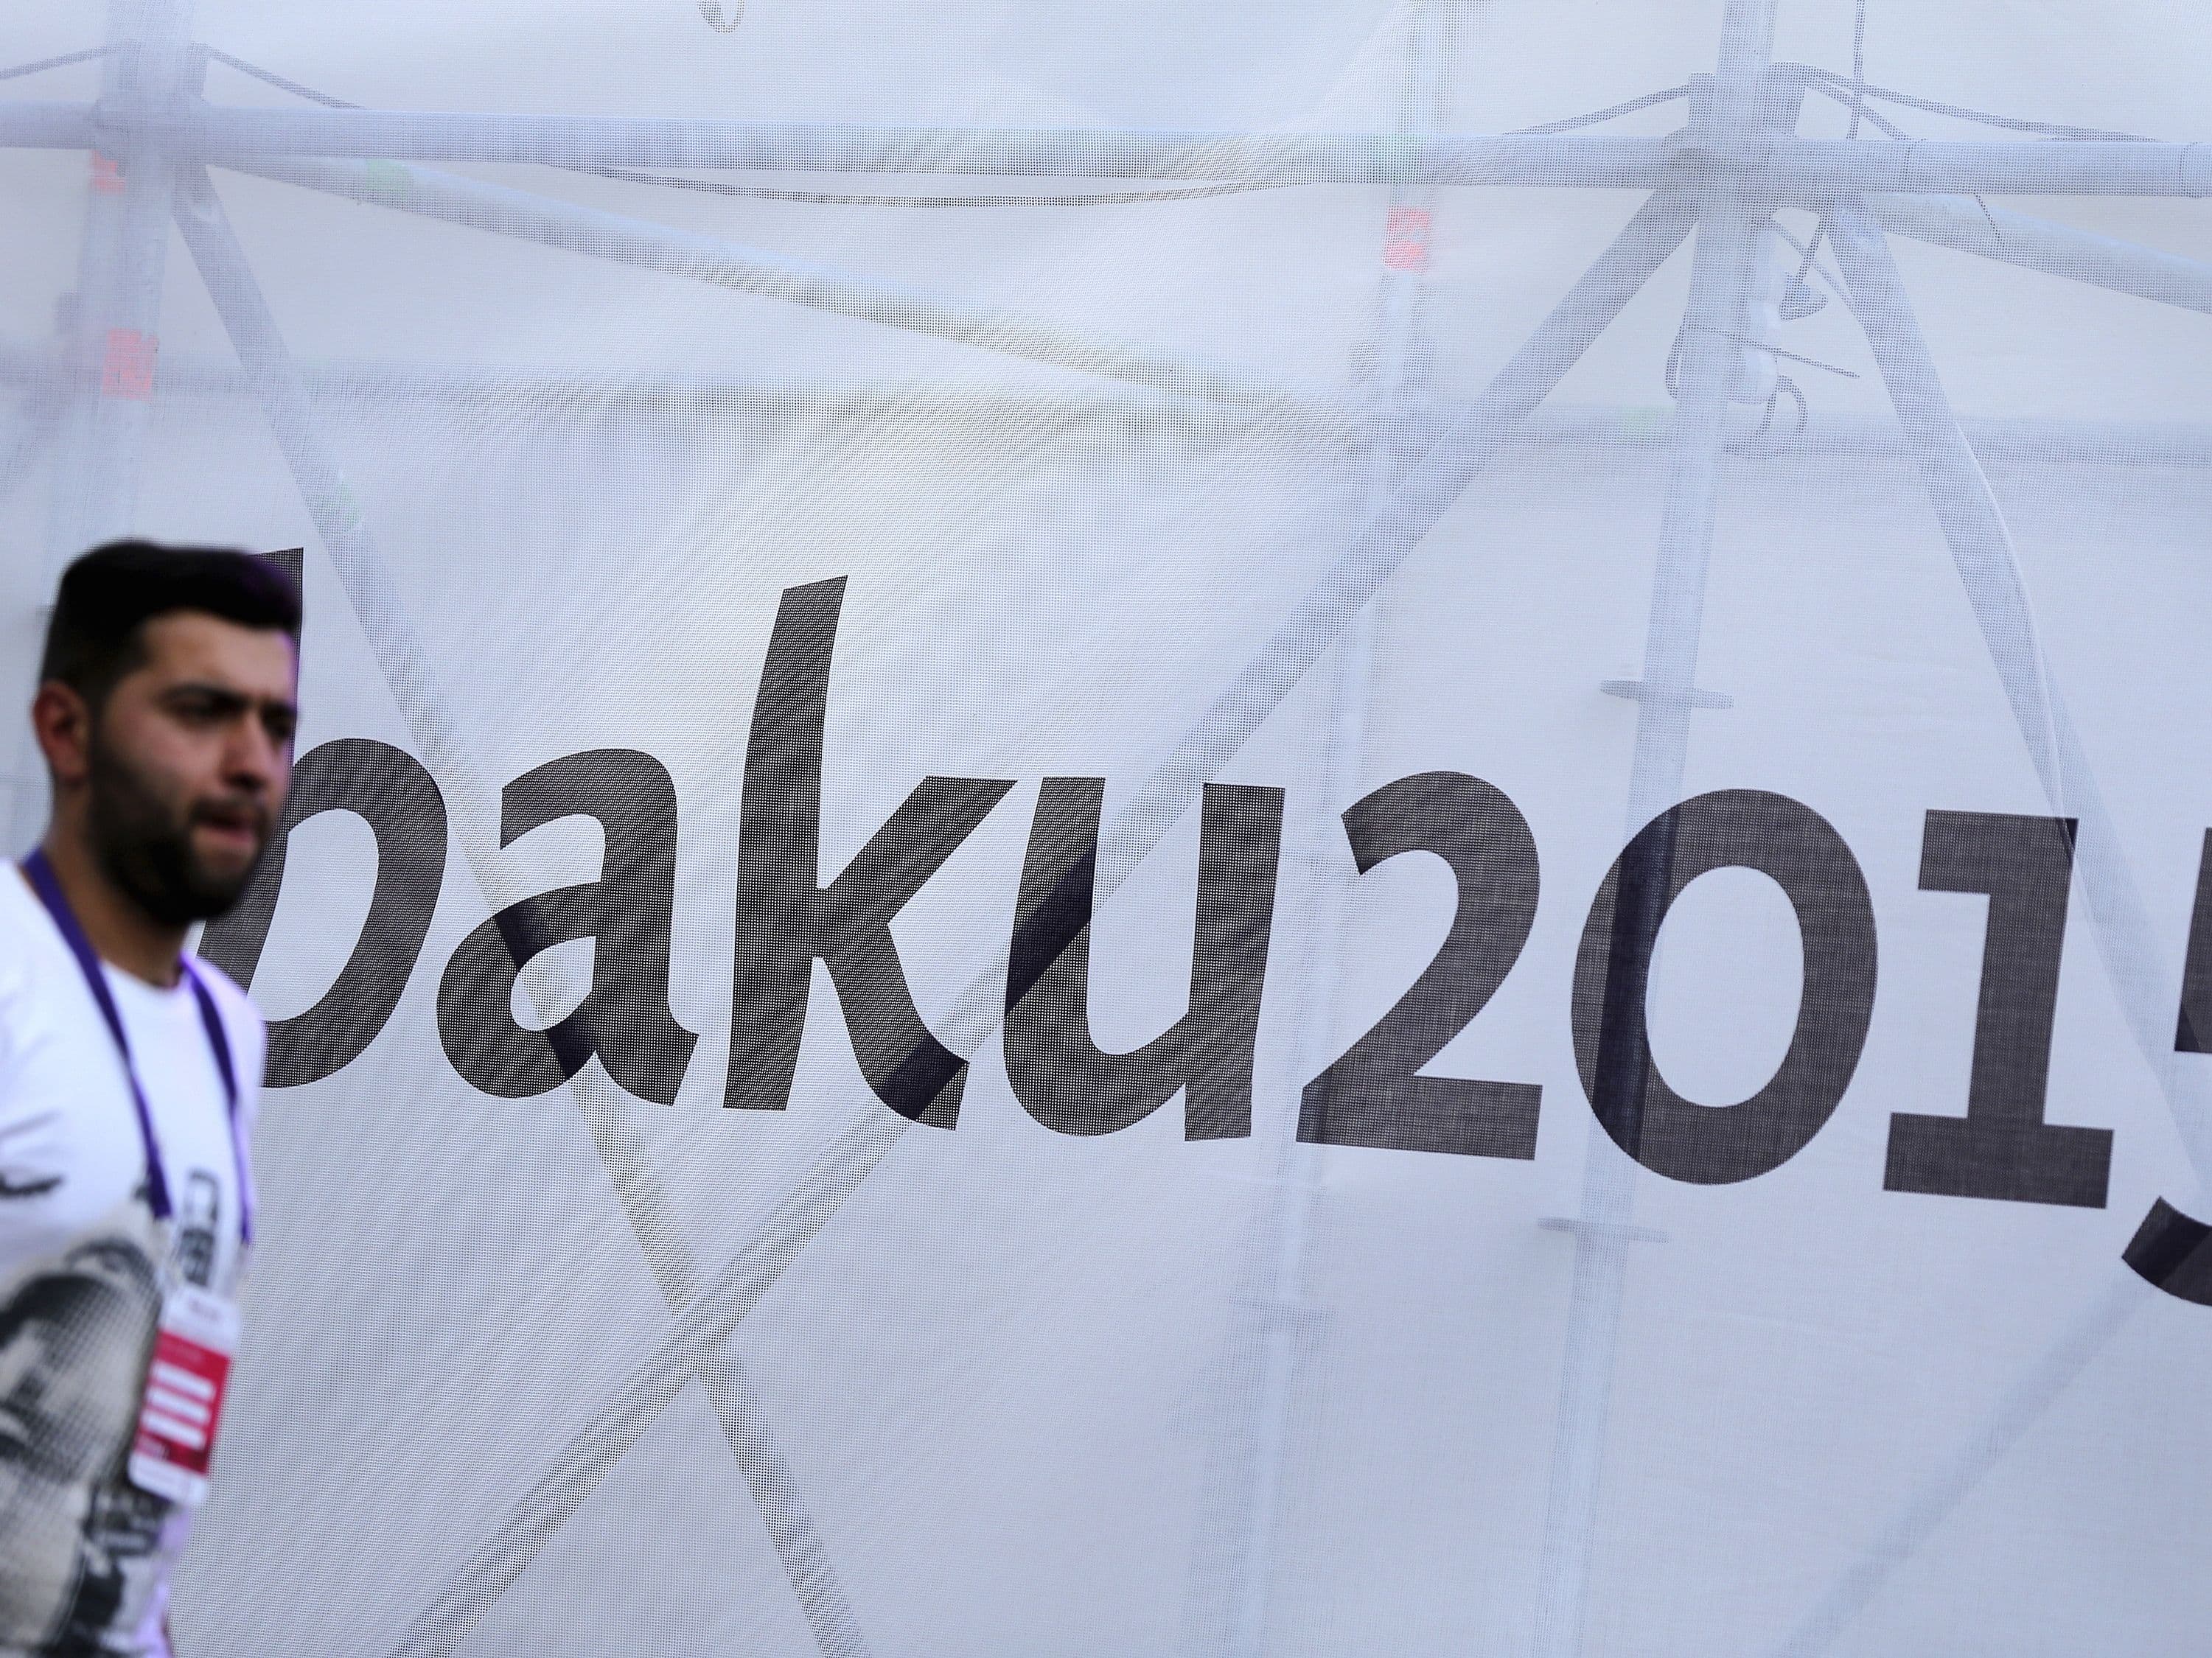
[3,1,2211,1652]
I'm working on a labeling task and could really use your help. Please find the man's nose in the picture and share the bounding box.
[223,716,282,791]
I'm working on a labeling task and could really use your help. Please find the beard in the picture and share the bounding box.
[84,732,270,928]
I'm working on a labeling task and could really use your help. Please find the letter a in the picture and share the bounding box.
[438,749,697,1102]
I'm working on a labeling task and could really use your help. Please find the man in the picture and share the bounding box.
[0,542,297,1656]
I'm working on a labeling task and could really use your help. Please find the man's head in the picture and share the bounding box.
[33,542,300,927]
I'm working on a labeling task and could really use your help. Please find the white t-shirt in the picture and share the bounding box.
[0,867,264,1657]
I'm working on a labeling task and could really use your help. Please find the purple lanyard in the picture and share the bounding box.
[20,850,251,1246]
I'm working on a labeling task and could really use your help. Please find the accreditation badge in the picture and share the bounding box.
[125,1284,241,1507]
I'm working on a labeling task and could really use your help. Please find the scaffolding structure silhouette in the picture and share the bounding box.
[3,0,2208,1652]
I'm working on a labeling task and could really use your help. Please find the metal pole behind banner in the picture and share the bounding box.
[3,341,2204,465]
[1190,14,1462,1652]
[0,51,2209,200]
[1531,4,1780,1654]
[1826,197,2212,1164]
[184,105,1675,186]
[0,384,66,830]
[1867,195,2212,317]
[7,0,193,854]
[1754,198,2212,1653]
[10,91,2212,198]
[170,163,873,1658]
[217,153,1359,436]
[166,103,2212,197]
[49,0,192,556]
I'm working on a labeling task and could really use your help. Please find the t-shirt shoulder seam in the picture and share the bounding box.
[189,952,249,998]
[0,874,61,1001]
[192,958,265,1034]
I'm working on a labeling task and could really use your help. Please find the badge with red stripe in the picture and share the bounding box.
[128,1285,240,1507]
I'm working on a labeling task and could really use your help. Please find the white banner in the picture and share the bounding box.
[4,1,2210,1653]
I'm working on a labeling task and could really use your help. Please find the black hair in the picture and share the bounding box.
[39,540,301,710]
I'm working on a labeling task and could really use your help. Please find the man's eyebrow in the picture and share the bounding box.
[161,681,299,714]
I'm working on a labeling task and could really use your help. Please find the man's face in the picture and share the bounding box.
[77,612,298,926]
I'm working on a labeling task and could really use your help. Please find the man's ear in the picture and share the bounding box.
[30,681,94,790]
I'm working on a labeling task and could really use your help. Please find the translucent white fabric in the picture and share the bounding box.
[1,2,2209,1653]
